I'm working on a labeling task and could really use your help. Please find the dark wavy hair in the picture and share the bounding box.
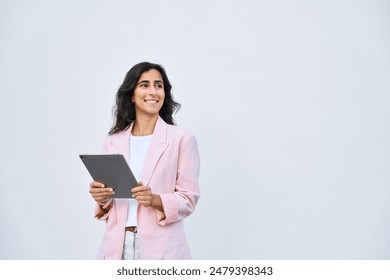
[109,62,181,135]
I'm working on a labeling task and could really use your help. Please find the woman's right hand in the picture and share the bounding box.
[89,181,115,205]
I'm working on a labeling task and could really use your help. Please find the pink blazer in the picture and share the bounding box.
[94,117,200,259]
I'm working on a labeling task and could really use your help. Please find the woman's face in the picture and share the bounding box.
[132,69,165,118]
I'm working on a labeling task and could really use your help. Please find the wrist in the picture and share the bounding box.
[151,194,163,212]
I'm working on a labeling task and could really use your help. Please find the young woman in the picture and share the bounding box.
[89,62,200,260]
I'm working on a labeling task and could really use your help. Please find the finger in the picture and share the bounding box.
[92,192,114,199]
[138,201,152,207]
[133,191,152,198]
[90,181,105,188]
[132,185,151,193]
[136,197,152,205]
[137,195,152,206]
[89,188,115,200]
[133,192,152,202]
[90,189,114,198]
[132,190,151,199]
[131,181,144,192]
[92,196,111,205]
[90,187,114,194]
[90,192,114,202]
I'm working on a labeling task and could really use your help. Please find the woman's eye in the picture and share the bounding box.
[156,84,163,88]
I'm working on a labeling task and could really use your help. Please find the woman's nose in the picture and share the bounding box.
[149,85,159,94]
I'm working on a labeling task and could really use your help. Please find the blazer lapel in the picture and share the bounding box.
[141,117,169,185]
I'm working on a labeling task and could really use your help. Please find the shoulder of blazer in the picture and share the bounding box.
[165,126,198,150]
[152,117,196,143]
[101,125,133,151]
[166,122,196,139]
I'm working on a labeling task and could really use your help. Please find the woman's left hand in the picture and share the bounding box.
[132,181,163,211]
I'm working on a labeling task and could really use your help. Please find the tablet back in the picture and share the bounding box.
[79,154,137,198]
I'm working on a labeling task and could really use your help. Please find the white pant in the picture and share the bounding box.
[122,231,140,260]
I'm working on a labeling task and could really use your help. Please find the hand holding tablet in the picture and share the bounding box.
[80,154,138,198]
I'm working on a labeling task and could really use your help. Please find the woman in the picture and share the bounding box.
[89,62,200,260]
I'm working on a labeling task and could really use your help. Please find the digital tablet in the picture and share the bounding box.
[79,154,137,198]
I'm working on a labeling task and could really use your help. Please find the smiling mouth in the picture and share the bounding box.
[144,99,158,103]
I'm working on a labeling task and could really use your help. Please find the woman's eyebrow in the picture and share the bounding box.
[137,80,164,84]
[137,80,150,85]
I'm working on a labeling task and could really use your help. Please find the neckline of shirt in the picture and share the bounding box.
[130,134,153,140]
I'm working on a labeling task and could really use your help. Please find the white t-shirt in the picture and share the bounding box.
[125,134,153,227]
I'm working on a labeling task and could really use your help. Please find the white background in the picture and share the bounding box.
[0,0,389,259]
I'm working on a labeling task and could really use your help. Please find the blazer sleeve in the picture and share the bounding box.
[157,132,201,226]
